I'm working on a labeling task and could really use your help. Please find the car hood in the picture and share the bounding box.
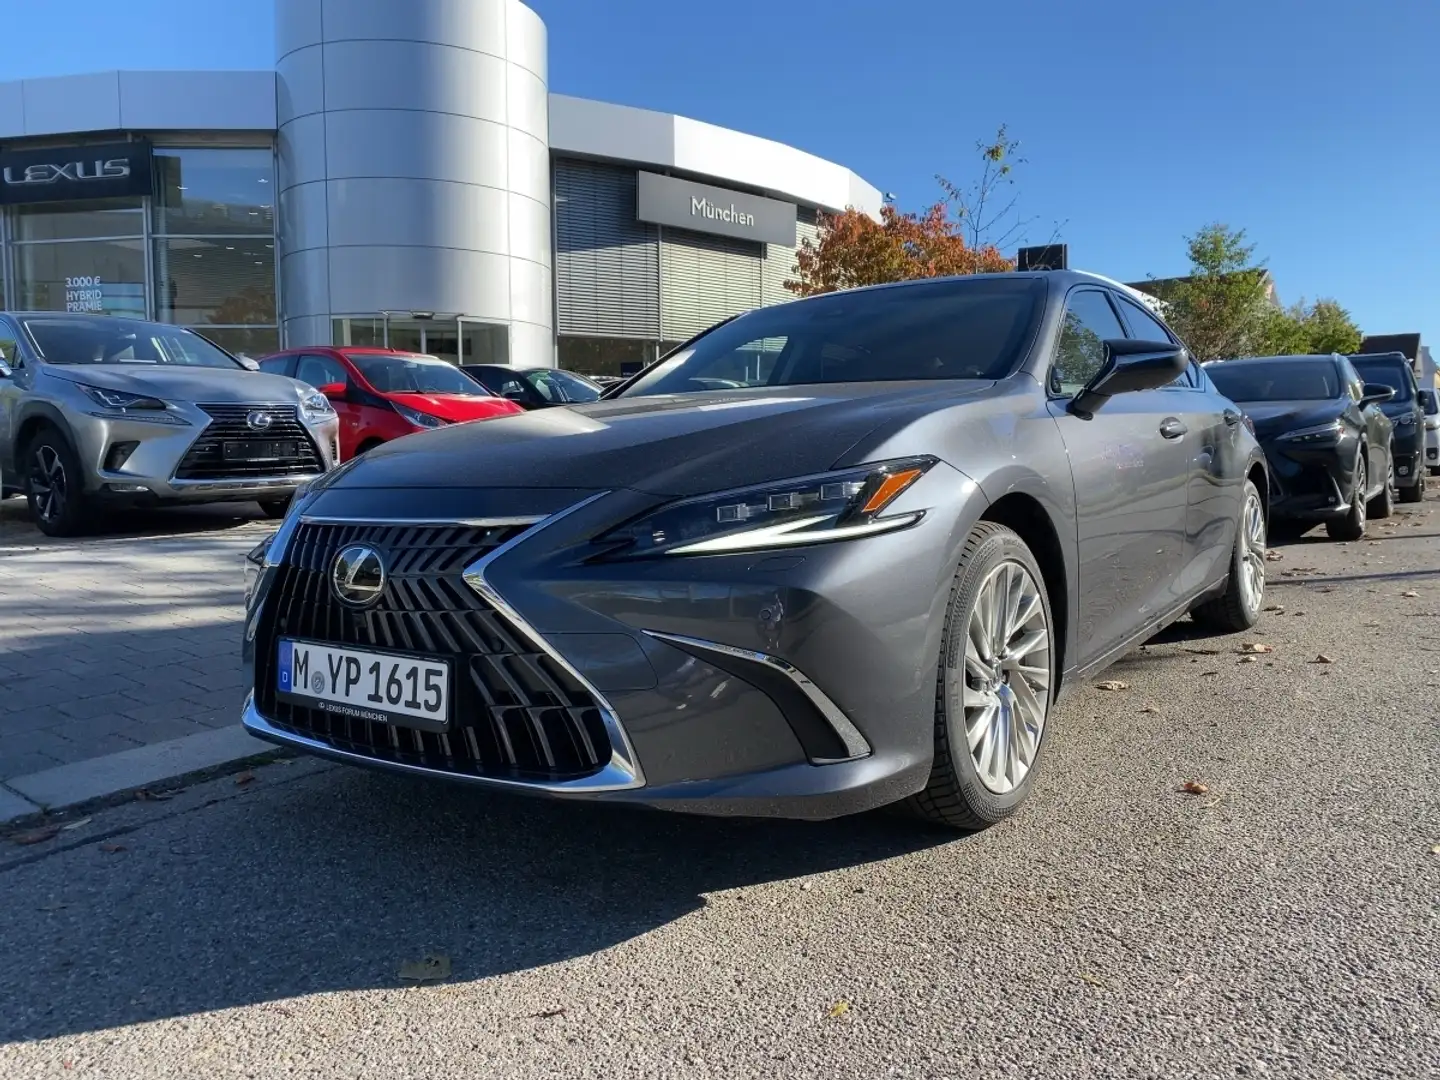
[383,392,524,423]
[1237,400,1345,441]
[329,381,996,496]
[46,364,307,404]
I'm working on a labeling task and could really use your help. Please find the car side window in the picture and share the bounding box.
[259,356,292,377]
[295,353,348,390]
[1115,296,1193,388]
[1338,359,1364,403]
[0,335,17,369]
[1052,290,1127,395]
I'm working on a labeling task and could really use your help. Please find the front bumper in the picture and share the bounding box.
[1258,438,1356,521]
[240,478,969,819]
[71,404,339,503]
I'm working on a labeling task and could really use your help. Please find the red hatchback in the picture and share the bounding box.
[258,347,524,461]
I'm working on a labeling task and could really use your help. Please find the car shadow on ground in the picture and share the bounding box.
[0,495,271,546]
[0,763,951,1044]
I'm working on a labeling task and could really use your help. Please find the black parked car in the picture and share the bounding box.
[243,272,1269,830]
[461,365,603,409]
[1347,352,1427,503]
[1205,354,1395,540]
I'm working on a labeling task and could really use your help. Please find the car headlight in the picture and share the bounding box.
[80,385,189,425]
[299,389,335,423]
[1279,420,1344,445]
[393,402,449,429]
[595,457,937,557]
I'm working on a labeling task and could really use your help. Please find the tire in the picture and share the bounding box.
[907,522,1056,831]
[1325,453,1367,541]
[24,426,91,538]
[257,496,292,519]
[355,439,384,457]
[1192,478,1266,633]
[1399,471,1425,504]
[1368,449,1396,519]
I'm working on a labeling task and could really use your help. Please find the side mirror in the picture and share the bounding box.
[318,382,346,400]
[0,361,11,379]
[502,388,528,401]
[1361,383,1396,407]
[1069,339,1188,419]
[236,356,261,371]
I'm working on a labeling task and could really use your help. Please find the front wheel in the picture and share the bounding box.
[908,522,1056,831]
[1326,454,1367,541]
[1368,450,1396,519]
[25,427,91,538]
[1192,478,1266,632]
[1399,470,1425,504]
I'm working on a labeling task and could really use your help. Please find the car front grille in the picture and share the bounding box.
[174,403,322,480]
[253,521,613,782]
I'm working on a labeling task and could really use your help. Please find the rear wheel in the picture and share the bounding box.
[1192,478,1266,632]
[1368,449,1396,519]
[908,522,1055,831]
[1326,454,1367,540]
[24,427,91,538]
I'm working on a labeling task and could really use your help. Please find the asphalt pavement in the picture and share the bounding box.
[1,501,1437,1079]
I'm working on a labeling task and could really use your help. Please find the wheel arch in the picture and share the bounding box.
[1245,458,1269,522]
[978,491,1070,697]
[13,403,76,466]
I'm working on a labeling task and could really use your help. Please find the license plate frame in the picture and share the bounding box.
[275,638,452,731]
[222,439,298,462]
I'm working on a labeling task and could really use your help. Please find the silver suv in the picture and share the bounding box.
[0,313,339,537]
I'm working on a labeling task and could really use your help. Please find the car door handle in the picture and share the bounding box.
[1159,417,1188,439]
[1223,409,1242,426]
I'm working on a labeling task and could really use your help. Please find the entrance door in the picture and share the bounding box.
[457,318,509,367]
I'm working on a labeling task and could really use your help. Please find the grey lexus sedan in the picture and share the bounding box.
[0,313,339,536]
[242,271,1269,829]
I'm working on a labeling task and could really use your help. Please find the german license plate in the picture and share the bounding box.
[276,639,450,729]
[223,439,298,461]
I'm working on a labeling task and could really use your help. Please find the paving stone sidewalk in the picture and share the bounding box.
[0,500,273,783]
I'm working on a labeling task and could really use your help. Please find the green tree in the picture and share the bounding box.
[1149,224,1273,362]
[1256,297,1363,357]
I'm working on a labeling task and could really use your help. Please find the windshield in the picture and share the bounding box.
[20,316,242,369]
[527,369,601,403]
[1206,359,1341,402]
[345,353,490,395]
[617,277,1046,397]
[1350,358,1414,402]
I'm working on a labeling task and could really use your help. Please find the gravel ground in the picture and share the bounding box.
[1,501,1437,1080]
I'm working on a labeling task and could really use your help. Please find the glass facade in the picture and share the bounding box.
[557,335,658,377]
[0,145,278,358]
[332,317,509,367]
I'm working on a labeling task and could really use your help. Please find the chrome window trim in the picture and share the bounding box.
[641,629,872,764]
[300,515,546,528]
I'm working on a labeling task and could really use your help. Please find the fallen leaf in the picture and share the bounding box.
[1077,974,1107,988]
[100,843,127,853]
[826,1000,851,1018]
[234,771,257,787]
[59,817,92,832]
[1140,706,1161,715]
[1428,844,1440,856]
[1264,550,1283,561]
[532,1007,566,1019]
[1238,656,1258,664]
[1183,647,1221,655]
[1309,654,1334,664]
[1200,670,1219,677]
[398,954,451,982]
[1179,781,1210,795]
[1263,604,1284,612]
[11,826,60,846]
[1401,590,1419,599]
[1095,680,1129,691]
[1238,642,1273,654]
[800,881,813,892]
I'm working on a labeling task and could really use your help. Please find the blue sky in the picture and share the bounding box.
[4,0,1436,345]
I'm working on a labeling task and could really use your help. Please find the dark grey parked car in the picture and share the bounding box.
[242,272,1269,829]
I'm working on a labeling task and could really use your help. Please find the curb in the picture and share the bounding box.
[1,725,283,828]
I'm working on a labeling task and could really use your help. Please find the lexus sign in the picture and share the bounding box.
[0,140,154,205]
[636,171,797,246]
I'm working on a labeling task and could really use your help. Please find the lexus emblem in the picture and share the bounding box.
[331,545,386,607]
[246,410,275,431]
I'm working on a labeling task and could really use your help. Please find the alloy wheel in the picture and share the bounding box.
[961,559,1052,795]
[1238,489,1266,613]
[1355,458,1367,530]
[28,445,66,524]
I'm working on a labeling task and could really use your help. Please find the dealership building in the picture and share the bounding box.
[0,0,882,374]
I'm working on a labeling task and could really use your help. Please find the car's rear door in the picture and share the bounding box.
[1113,294,1240,594]
[1046,287,1189,666]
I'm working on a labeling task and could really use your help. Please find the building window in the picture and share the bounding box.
[13,197,144,242]
[331,316,509,367]
[12,238,148,318]
[558,335,655,377]
[150,147,277,357]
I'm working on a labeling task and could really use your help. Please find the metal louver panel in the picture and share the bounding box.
[761,207,819,309]
[554,159,660,338]
[661,230,763,341]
